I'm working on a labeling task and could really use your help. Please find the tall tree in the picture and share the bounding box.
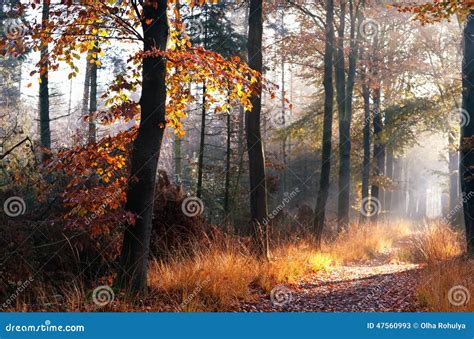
[82,51,91,134]
[88,39,98,144]
[369,30,384,221]
[246,0,269,258]
[314,0,335,247]
[336,0,360,228]
[360,60,371,222]
[461,9,474,256]
[187,2,245,199]
[224,107,232,216]
[39,0,50,161]
[116,0,169,292]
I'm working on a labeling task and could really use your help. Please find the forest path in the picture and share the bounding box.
[241,261,424,312]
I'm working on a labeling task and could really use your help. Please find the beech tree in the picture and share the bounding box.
[0,0,262,292]
[314,0,334,246]
[246,0,269,258]
[39,0,50,161]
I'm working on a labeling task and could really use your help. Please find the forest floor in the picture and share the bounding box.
[241,234,426,312]
[241,261,424,312]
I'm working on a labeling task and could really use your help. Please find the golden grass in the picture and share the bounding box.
[8,220,468,312]
[409,221,463,264]
[327,221,411,263]
[411,222,471,312]
[148,240,337,311]
[417,258,474,312]
[149,249,258,311]
[147,222,411,311]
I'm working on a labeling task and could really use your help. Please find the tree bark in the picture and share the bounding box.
[197,84,206,198]
[334,1,347,228]
[246,0,269,259]
[385,146,394,215]
[224,109,232,216]
[116,0,169,292]
[314,0,335,247]
[360,79,371,223]
[39,0,50,162]
[336,0,360,228]
[88,40,98,144]
[82,54,91,118]
[461,11,474,256]
[371,86,384,222]
[448,129,459,223]
[174,133,182,183]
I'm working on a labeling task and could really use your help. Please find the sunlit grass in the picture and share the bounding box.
[7,220,469,312]
[327,221,411,263]
[408,221,463,264]
[147,222,411,311]
[417,258,473,312]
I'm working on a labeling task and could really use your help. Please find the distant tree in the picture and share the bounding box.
[186,1,246,200]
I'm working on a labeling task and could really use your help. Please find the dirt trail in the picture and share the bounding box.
[241,262,424,312]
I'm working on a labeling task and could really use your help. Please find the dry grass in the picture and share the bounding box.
[327,221,411,263]
[412,222,471,311]
[409,221,463,264]
[417,258,474,311]
[148,240,336,311]
[146,222,411,311]
[9,220,467,312]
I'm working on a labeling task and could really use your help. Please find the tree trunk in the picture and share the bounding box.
[88,40,98,144]
[461,11,474,256]
[116,0,169,292]
[360,79,371,223]
[246,0,269,259]
[82,52,92,134]
[224,109,232,216]
[385,146,394,215]
[174,133,182,183]
[392,156,403,216]
[334,1,347,228]
[197,84,206,198]
[448,129,459,223]
[280,13,287,196]
[371,87,384,222]
[39,0,50,162]
[337,0,359,229]
[314,0,335,247]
